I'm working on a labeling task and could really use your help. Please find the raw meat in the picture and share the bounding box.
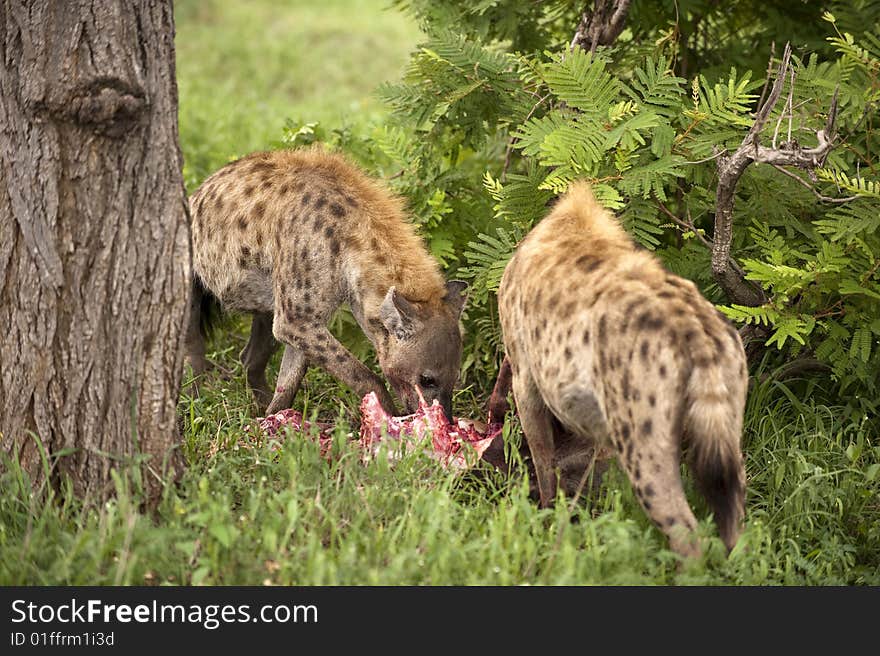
[247,393,503,470]
[358,392,502,469]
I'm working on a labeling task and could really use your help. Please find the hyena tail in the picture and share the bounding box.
[684,364,746,553]
[193,274,222,339]
[185,273,220,379]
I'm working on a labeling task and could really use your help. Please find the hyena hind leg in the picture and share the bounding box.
[617,433,702,560]
[240,312,280,411]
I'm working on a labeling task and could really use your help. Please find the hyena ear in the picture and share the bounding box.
[444,280,468,317]
[380,286,419,340]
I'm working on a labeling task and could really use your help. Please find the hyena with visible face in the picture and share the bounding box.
[497,182,747,558]
[186,147,467,420]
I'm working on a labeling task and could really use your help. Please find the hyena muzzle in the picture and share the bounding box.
[185,146,467,421]
[497,182,748,558]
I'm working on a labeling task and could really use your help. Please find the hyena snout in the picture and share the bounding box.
[386,368,456,421]
[379,341,461,423]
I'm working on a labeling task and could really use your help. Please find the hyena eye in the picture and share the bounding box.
[419,374,437,389]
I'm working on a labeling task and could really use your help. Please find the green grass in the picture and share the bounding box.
[1,332,878,585]
[1,0,878,586]
[175,0,419,190]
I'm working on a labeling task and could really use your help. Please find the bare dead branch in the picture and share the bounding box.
[826,87,840,137]
[786,69,795,144]
[570,0,633,54]
[754,42,776,113]
[771,68,790,149]
[682,149,728,165]
[749,43,792,139]
[712,43,841,307]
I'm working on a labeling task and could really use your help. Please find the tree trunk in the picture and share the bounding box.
[0,1,190,502]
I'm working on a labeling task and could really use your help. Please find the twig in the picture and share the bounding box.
[682,149,728,166]
[862,257,880,283]
[771,70,788,148]
[655,198,713,249]
[813,299,846,320]
[835,100,877,147]
[502,93,550,179]
[754,43,776,113]
[786,68,795,145]
[769,164,859,204]
[773,67,797,149]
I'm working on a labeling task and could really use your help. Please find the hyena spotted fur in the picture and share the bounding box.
[186,147,468,420]
[497,182,747,558]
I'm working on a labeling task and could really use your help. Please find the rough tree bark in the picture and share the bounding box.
[0,1,190,502]
[570,0,632,53]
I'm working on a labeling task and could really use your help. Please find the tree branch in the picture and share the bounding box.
[655,197,749,278]
[712,43,840,307]
[570,0,633,54]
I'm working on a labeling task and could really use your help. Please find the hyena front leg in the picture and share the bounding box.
[265,345,308,415]
[487,355,513,423]
[512,369,558,508]
[240,312,279,411]
[614,419,701,559]
[272,317,398,416]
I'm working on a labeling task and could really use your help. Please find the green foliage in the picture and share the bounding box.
[350,1,880,422]
[177,0,880,432]
[460,223,522,304]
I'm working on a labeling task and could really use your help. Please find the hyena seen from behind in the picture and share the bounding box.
[186,147,468,420]
[497,182,747,558]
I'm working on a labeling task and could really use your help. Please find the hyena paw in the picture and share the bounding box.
[264,388,296,416]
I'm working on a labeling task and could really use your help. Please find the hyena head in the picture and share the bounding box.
[377,281,468,421]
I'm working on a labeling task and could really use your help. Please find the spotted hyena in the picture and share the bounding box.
[497,182,747,558]
[185,147,468,420]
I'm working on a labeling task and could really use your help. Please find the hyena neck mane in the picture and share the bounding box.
[546,181,636,258]
[302,149,449,340]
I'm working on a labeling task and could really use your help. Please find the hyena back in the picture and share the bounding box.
[186,147,467,419]
[497,182,747,558]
